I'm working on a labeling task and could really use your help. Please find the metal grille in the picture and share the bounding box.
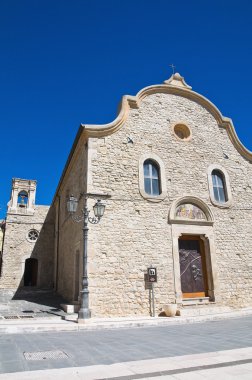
[19,315,34,319]
[4,315,34,319]
[24,350,68,361]
[4,315,19,319]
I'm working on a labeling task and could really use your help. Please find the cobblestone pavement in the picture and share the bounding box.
[0,288,68,320]
[0,315,252,374]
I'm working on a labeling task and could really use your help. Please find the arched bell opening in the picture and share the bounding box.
[18,190,28,209]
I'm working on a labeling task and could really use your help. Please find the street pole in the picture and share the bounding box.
[78,203,91,320]
[67,193,109,322]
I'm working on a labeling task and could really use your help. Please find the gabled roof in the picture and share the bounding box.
[53,73,252,203]
[80,73,251,162]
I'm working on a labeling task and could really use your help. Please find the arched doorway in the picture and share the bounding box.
[169,196,219,304]
[24,258,38,286]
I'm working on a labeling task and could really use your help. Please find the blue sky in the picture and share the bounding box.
[0,0,251,218]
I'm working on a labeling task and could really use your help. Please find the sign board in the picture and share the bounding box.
[147,267,157,283]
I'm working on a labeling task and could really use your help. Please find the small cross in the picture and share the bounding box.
[169,64,176,74]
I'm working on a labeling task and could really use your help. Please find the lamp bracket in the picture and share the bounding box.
[70,213,101,224]
[71,214,84,223]
[88,216,100,224]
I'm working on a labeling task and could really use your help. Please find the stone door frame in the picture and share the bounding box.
[169,197,220,305]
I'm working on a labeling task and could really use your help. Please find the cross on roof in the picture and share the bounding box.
[169,64,176,74]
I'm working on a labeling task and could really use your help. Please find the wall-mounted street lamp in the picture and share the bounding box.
[67,194,108,321]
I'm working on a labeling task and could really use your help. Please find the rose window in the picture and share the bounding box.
[27,229,39,242]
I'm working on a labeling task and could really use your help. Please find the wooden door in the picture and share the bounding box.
[179,237,207,298]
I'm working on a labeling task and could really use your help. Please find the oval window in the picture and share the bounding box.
[173,123,191,141]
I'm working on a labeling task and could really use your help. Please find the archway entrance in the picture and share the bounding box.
[179,236,207,298]
[169,196,219,304]
[24,258,38,286]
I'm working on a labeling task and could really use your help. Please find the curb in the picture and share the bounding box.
[0,308,252,334]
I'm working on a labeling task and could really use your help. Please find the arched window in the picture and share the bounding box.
[139,153,167,201]
[18,191,28,208]
[143,160,160,196]
[211,170,227,203]
[208,165,232,208]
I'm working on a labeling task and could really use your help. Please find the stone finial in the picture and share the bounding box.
[164,72,192,90]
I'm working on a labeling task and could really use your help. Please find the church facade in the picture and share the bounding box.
[1,73,252,317]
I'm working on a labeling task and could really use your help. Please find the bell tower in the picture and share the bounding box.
[7,178,37,214]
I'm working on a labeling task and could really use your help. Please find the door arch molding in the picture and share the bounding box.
[169,196,214,225]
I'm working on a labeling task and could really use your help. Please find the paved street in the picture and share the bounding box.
[0,315,252,376]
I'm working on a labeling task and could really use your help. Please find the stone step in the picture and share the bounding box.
[60,304,80,314]
[63,313,78,321]
[182,297,210,306]
[178,305,232,317]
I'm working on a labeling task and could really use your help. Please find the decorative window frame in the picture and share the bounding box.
[26,229,39,243]
[139,152,167,202]
[169,196,214,226]
[207,164,232,208]
[171,121,192,142]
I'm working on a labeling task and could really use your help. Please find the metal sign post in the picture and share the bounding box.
[147,267,157,317]
[151,283,155,317]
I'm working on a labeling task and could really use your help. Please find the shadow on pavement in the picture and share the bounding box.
[0,288,70,318]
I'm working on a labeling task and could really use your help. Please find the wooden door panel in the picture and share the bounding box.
[179,239,206,298]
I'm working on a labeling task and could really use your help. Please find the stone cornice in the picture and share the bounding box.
[81,96,132,138]
[81,80,252,162]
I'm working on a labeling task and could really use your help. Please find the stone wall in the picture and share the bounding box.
[54,136,88,301]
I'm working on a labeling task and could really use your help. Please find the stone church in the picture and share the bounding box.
[1,72,252,317]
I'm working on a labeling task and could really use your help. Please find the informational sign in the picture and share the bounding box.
[147,267,157,283]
